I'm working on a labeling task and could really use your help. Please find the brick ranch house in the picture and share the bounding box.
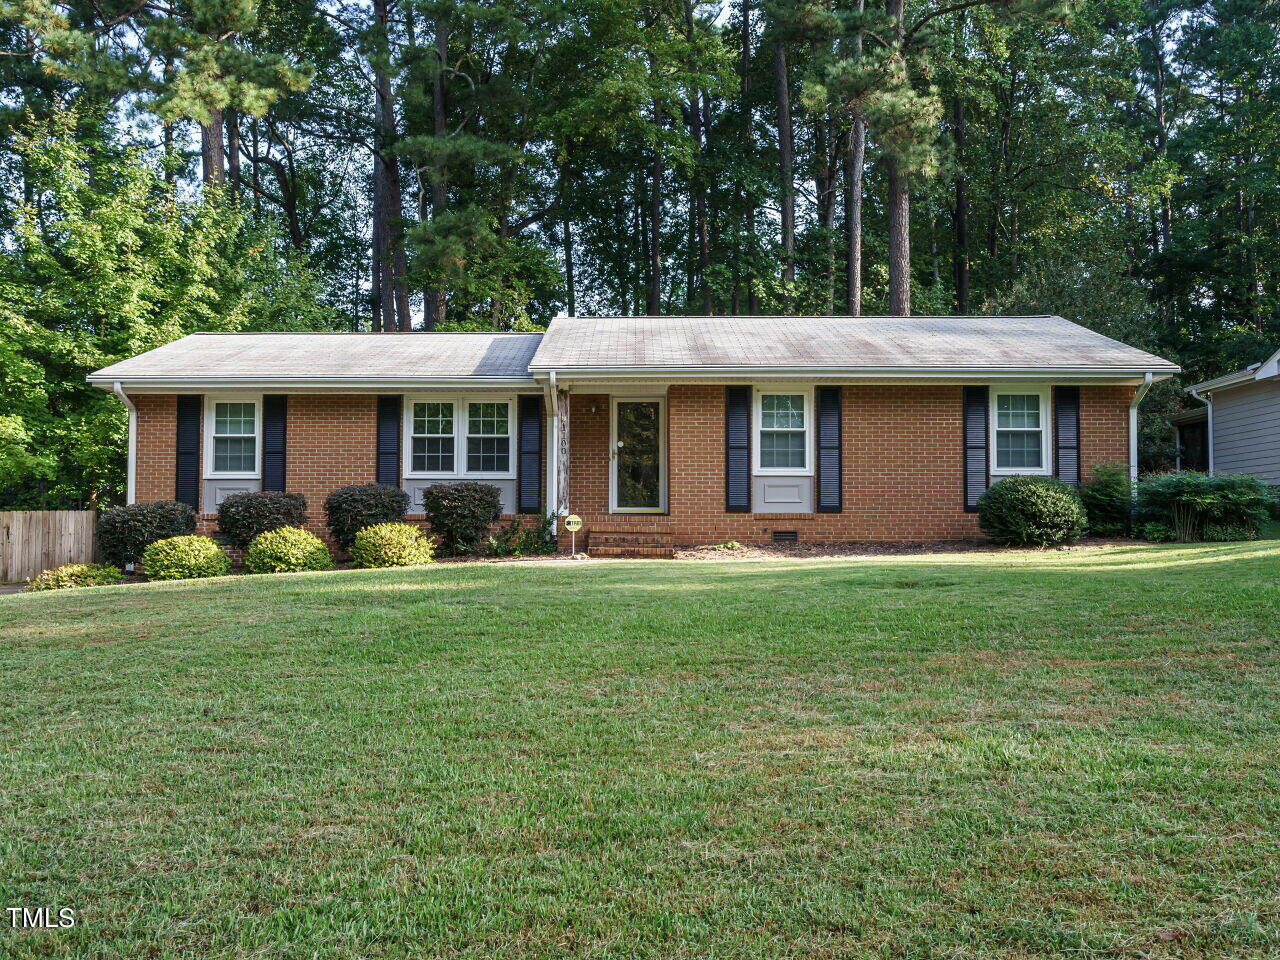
[88,315,1179,555]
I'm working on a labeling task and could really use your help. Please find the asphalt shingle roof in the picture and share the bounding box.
[529,315,1178,372]
[89,332,543,383]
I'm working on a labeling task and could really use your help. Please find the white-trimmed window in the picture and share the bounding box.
[755,390,811,474]
[411,401,455,473]
[991,389,1050,474]
[206,399,260,477]
[466,401,511,474]
[403,396,516,479]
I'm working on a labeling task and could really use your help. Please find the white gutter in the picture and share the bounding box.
[89,376,537,391]
[530,365,1179,380]
[112,381,137,505]
[1129,372,1154,483]
[1188,385,1214,475]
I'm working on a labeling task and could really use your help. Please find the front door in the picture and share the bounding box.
[612,398,665,512]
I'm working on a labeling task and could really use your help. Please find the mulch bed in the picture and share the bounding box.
[673,537,1146,561]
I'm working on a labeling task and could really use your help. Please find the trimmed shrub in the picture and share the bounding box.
[1080,460,1133,537]
[217,491,308,548]
[1139,521,1176,543]
[977,475,1088,547]
[244,526,332,574]
[97,500,196,566]
[325,484,410,551]
[421,482,502,554]
[350,522,436,568]
[1202,522,1259,543]
[141,535,230,581]
[1135,471,1274,542]
[25,563,124,592]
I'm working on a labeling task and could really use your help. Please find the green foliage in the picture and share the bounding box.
[1202,522,1259,543]
[1139,521,1176,543]
[1135,472,1275,542]
[420,482,503,555]
[349,523,436,568]
[140,535,230,581]
[1080,461,1133,537]
[25,562,124,592]
[217,491,309,548]
[324,484,410,551]
[485,514,557,558]
[243,526,332,574]
[977,475,1088,547]
[97,501,197,566]
[0,110,342,508]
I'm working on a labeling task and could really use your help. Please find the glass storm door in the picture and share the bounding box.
[613,399,664,512]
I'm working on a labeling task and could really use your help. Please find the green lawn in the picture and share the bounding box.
[2,543,1279,959]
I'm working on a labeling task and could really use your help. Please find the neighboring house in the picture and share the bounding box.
[1182,345,1280,483]
[88,315,1178,553]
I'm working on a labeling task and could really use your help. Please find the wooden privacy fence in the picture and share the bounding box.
[0,511,97,582]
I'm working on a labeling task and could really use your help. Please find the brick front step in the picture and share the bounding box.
[589,545,676,559]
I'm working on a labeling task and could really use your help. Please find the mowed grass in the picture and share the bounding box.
[2,543,1279,959]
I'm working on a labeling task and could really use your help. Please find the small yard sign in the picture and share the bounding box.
[563,514,582,555]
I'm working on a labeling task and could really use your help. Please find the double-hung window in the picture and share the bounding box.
[757,392,809,472]
[211,401,258,475]
[466,402,510,473]
[992,391,1048,473]
[411,402,455,473]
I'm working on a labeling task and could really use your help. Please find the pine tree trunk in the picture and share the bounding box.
[741,0,760,314]
[425,16,451,330]
[952,94,969,313]
[201,108,226,186]
[648,135,662,314]
[773,39,795,300]
[226,110,241,199]
[887,162,910,315]
[844,120,864,316]
[563,173,577,316]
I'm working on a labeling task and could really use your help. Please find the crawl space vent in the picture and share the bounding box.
[771,530,799,543]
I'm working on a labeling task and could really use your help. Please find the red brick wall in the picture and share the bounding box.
[133,385,1134,547]
[134,394,180,504]
[563,383,1135,544]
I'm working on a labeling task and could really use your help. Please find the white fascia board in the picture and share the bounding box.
[1185,370,1256,393]
[529,365,1179,382]
[87,377,538,392]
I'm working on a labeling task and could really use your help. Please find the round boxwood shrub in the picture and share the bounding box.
[243,526,332,574]
[421,481,502,554]
[324,484,410,551]
[97,500,196,566]
[350,522,436,568]
[141,535,231,581]
[25,562,124,592]
[217,491,309,548]
[977,475,1088,547]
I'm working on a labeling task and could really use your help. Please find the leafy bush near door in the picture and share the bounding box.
[349,523,435,568]
[1135,472,1274,542]
[217,491,308,548]
[486,515,557,557]
[25,563,124,592]
[977,476,1088,547]
[141,536,231,581]
[96,501,196,566]
[421,482,502,554]
[1080,461,1133,536]
[324,484,410,550]
[244,527,332,574]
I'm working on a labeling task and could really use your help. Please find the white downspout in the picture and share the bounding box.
[1188,386,1214,475]
[112,381,137,504]
[546,371,559,518]
[1129,372,1153,483]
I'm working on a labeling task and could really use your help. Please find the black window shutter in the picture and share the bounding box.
[725,386,751,513]
[815,386,842,513]
[1054,386,1081,485]
[175,395,201,510]
[517,395,543,514]
[963,386,989,512]
[262,395,287,492]
[376,395,401,487]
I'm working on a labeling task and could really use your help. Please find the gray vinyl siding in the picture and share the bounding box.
[1212,380,1280,484]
